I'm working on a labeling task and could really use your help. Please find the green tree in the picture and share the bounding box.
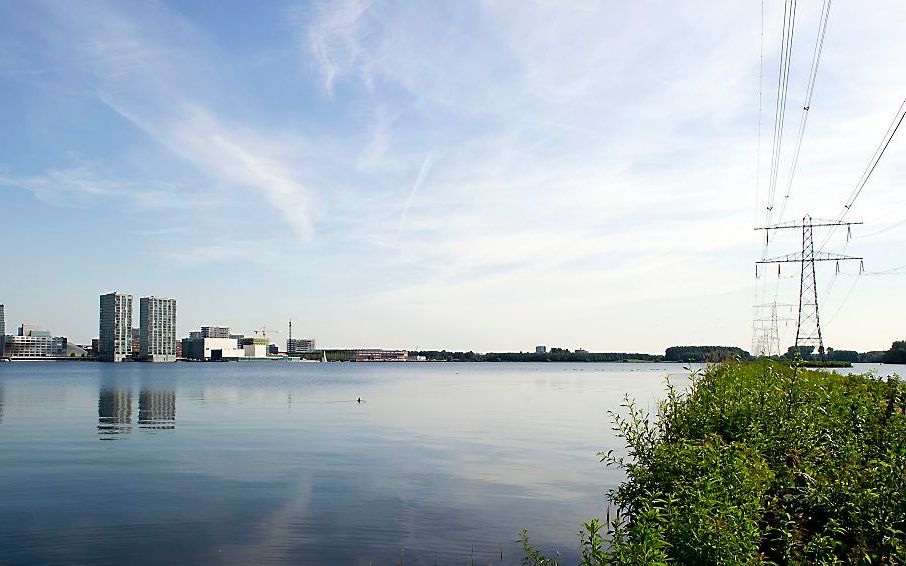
[883,340,906,364]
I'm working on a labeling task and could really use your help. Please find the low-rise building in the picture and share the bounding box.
[241,337,269,358]
[535,345,547,354]
[3,324,70,359]
[287,338,317,354]
[354,349,408,362]
[182,337,245,360]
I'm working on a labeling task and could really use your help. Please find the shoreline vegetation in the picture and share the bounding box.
[522,360,906,564]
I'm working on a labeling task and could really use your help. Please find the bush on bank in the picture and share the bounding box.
[523,360,906,564]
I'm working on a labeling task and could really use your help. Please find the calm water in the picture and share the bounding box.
[0,362,896,564]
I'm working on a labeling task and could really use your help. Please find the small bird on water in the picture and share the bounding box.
[357,397,362,403]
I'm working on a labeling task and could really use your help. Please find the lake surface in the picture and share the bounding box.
[0,361,898,565]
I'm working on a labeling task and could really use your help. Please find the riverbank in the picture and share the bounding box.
[524,360,906,564]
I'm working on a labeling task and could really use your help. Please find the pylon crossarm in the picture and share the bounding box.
[757,252,863,263]
[755,218,863,230]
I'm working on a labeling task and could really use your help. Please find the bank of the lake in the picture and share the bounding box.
[524,360,906,564]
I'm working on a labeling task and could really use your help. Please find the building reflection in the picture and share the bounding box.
[138,389,176,429]
[98,387,133,438]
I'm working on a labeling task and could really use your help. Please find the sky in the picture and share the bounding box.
[0,0,904,352]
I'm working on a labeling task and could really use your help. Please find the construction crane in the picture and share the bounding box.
[253,326,281,342]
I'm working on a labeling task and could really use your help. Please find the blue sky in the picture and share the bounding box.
[1,0,904,352]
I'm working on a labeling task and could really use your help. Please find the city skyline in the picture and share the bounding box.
[2,1,905,352]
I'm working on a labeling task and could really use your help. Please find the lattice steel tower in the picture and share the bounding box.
[755,215,862,360]
[795,221,823,357]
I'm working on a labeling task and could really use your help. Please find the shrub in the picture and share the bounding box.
[525,360,906,564]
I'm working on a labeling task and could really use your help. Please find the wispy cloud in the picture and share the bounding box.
[305,0,374,96]
[396,151,436,239]
[0,164,198,209]
[13,0,318,240]
[2,0,905,349]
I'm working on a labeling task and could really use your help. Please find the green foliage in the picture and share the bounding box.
[521,530,561,566]
[825,348,860,363]
[883,340,906,364]
[414,350,663,362]
[664,346,750,363]
[525,361,906,564]
[784,345,816,360]
[860,350,887,363]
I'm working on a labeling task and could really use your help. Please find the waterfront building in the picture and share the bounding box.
[0,304,5,357]
[182,337,245,360]
[287,338,317,354]
[535,345,547,354]
[3,324,69,359]
[139,296,177,362]
[99,292,133,362]
[353,349,409,362]
[241,337,269,358]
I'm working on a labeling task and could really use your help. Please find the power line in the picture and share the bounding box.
[765,0,798,227]
[776,0,832,224]
[841,98,906,215]
[817,97,906,252]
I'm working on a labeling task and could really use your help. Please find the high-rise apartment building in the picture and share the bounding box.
[139,296,177,362]
[99,293,133,362]
[0,303,5,357]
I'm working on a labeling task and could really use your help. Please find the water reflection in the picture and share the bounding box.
[138,389,176,429]
[98,386,133,438]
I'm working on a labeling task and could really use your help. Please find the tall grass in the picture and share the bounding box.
[523,360,906,564]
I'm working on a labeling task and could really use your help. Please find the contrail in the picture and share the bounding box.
[396,152,436,239]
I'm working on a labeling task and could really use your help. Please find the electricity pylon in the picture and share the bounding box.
[755,215,862,360]
[752,302,795,357]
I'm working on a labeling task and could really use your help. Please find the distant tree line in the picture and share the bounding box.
[413,341,906,364]
[781,342,906,364]
[413,349,663,362]
[883,340,906,364]
[664,346,751,363]
[415,347,735,363]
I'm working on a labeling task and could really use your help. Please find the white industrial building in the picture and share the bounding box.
[241,337,269,358]
[183,337,245,360]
